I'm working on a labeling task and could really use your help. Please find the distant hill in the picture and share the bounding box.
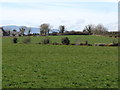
[3,25,20,31]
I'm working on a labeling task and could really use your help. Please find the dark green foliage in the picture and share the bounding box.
[59,25,65,34]
[61,37,70,45]
[64,31,89,35]
[70,43,75,45]
[22,37,31,44]
[88,44,92,46]
[42,38,50,44]
[12,38,18,44]
[85,41,88,45]
[52,42,59,45]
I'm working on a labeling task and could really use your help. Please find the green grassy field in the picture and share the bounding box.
[2,35,118,88]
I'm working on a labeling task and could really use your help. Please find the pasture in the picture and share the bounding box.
[2,35,118,88]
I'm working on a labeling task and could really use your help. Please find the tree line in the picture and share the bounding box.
[0,23,119,37]
[39,23,109,36]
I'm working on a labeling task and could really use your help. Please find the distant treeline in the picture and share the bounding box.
[0,23,119,38]
[49,31,90,36]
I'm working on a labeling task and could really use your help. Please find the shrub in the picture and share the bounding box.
[70,43,75,45]
[63,31,89,35]
[88,44,92,46]
[107,43,114,46]
[112,43,119,46]
[12,38,18,44]
[114,36,117,38]
[52,42,59,45]
[85,41,88,45]
[50,32,58,36]
[42,38,50,44]
[22,37,31,44]
[61,37,70,45]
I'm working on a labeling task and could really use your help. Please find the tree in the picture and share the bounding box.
[27,27,31,35]
[0,27,5,36]
[12,29,17,36]
[83,24,95,35]
[83,24,108,35]
[0,27,3,37]
[40,23,50,36]
[3,27,11,36]
[95,24,108,35]
[59,25,65,34]
[19,26,27,36]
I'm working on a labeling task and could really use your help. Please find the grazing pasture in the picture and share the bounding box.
[9,35,118,45]
[2,35,118,88]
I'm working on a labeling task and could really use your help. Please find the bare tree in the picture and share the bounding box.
[95,24,108,35]
[83,24,95,35]
[19,26,27,36]
[59,25,65,34]
[0,27,3,37]
[12,29,17,36]
[27,27,31,35]
[40,23,50,36]
[83,24,108,35]
[3,27,11,36]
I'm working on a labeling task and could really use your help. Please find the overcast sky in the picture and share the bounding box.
[0,0,118,31]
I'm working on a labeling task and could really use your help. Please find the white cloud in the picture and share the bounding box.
[0,6,117,31]
[0,0,118,31]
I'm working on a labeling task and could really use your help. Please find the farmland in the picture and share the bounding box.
[2,35,118,88]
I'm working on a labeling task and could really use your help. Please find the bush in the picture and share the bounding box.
[22,37,31,44]
[88,44,92,46]
[70,43,75,45]
[63,31,89,35]
[12,38,18,44]
[52,42,59,45]
[49,32,58,36]
[42,38,50,44]
[61,37,70,45]
[85,41,88,45]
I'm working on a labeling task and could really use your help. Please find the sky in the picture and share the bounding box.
[0,0,118,31]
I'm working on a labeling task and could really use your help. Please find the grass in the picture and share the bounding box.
[2,35,118,88]
[3,35,118,45]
